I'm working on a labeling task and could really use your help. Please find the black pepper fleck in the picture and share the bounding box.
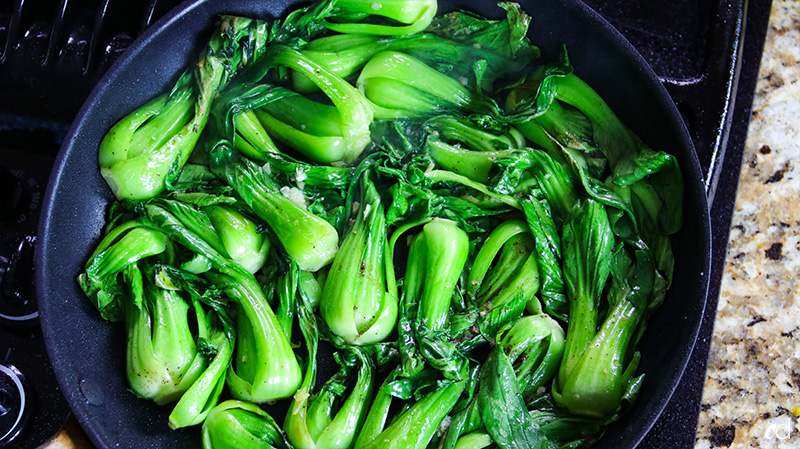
[765,169,786,184]
[765,242,783,260]
[709,424,736,447]
[747,316,766,327]
[759,144,772,154]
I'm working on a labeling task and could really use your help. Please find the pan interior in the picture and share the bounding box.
[36,1,711,448]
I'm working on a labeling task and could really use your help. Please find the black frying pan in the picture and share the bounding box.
[36,0,711,447]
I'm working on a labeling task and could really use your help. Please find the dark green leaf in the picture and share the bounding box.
[478,347,555,449]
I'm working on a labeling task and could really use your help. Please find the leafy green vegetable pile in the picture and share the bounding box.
[78,0,684,447]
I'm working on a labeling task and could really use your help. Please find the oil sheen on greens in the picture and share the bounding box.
[78,0,684,447]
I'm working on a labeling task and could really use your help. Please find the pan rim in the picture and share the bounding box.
[36,0,712,447]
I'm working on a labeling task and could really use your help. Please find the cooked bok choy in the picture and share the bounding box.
[405,219,468,332]
[216,45,374,165]
[354,369,466,449]
[169,328,234,429]
[397,218,469,378]
[203,204,270,274]
[122,264,202,406]
[320,173,398,345]
[322,0,437,35]
[285,348,374,449]
[98,16,268,201]
[209,141,339,272]
[79,0,686,446]
[497,314,565,401]
[425,115,525,184]
[202,400,290,449]
[357,51,491,119]
[468,219,541,320]
[132,199,303,403]
[79,222,169,321]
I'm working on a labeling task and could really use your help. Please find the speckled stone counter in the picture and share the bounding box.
[694,1,800,448]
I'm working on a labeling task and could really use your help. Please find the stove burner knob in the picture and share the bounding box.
[0,236,38,327]
[0,364,30,447]
[0,167,33,225]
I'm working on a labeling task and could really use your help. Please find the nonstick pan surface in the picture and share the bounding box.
[37,0,711,447]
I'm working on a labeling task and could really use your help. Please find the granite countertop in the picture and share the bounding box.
[36,1,799,449]
[694,1,800,448]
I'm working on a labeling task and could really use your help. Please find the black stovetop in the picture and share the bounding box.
[0,0,772,447]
